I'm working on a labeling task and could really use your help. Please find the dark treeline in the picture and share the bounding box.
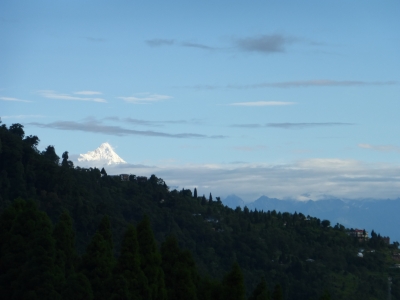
[1,122,400,300]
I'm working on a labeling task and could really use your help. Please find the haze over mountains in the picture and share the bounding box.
[223,194,400,243]
[75,143,400,243]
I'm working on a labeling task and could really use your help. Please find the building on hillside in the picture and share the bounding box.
[120,174,129,181]
[137,176,148,183]
[348,229,369,241]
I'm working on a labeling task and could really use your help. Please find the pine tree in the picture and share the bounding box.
[115,224,148,300]
[53,210,78,279]
[80,216,115,300]
[271,284,283,300]
[161,235,198,300]
[137,215,167,300]
[0,199,61,299]
[249,277,270,300]
[194,188,197,198]
[222,262,245,300]
[61,273,93,300]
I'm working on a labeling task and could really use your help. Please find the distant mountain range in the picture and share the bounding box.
[223,194,400,243]
[78,142,126,166]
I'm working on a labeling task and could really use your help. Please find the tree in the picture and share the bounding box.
[222,262,245,300]
[61,151,73,168]
[80,216,115,300]
[42,145,60,165]
[271,284,283,300]
[137,215,167,300]
[101,167,107,177]
[194,188,197,198]
[9,123,25,139]
[161,235,198,300]
[249,277,270,300]
[321,220,330,228]
[209,193,213,202]
[0,199,61,299]
[115,224,148,300]
[53,210,78,279]
[24,135,40,149]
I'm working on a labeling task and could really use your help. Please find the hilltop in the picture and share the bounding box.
[1,122,400,300]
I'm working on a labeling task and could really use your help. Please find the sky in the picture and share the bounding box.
[1,1,400,201]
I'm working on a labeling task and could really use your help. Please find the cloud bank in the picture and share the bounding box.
[83,159,400,202]
[29,119,226,139]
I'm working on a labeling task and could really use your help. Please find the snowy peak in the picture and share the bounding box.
[78,142,126,165]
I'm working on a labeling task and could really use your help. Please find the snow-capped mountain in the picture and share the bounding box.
[78,143,126,165]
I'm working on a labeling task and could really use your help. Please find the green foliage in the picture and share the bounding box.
[116,224,148,300]
[137,215,167,300]
[249,277,270,300]
[161,235,199,300]
[0,123,398,300]
[222,262,245,300]
[271,284,283,300]
[0,199,61,299]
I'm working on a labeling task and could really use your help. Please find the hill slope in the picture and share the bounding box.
[1,122,400,299]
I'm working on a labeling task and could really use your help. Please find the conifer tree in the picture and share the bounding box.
[80,216,115,300]
[61,273,93,300]
[271,284,283,300]
[137,215,167,300]
[249,277,270,300]
[194,188,197,198]
[161,235,198,300]
[0,199,61,299]
[115,224,148,300]
[53,210,78,279]
[222,262,245,300]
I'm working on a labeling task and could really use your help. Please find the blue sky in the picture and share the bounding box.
[1,1,400,201]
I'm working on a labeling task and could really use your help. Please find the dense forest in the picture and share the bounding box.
[1,122,400,300]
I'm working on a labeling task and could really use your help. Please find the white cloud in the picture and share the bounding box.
[118,94,172,104]
[358,143,400,153]
[77,158,400,202]
[229,101,295,106]
[37,90,106,103]
[1,114,44,119]
[0,96,31,103]
[74,91,102,95]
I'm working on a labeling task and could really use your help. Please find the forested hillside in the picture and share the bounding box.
[1,122,400,300]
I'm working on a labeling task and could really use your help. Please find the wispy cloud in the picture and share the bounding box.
[74,91,102,95]
[0,96,32,103]
[184,80,398,90]
[37,90,107,103]
[104,116,205,127]
[29,119,226,139]
[118,94,172,104]
[231,122,354,129]
[358,143,400,153]
[229,101,295,106]
[234,34,294,54]
[146,39,175,47]
[1,114,44,119]
[181,42,215,50]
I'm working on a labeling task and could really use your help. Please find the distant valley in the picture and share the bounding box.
[223,195,400,243]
